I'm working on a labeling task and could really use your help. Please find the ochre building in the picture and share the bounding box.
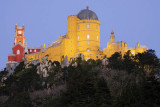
[8,6,148,64]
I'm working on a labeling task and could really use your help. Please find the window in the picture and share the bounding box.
[87,34,90,39]
[71,41,72,43]
[70,18,72,20]
[71,50,72,52]
[34,49,36,52]
[77,25,80,30]
[18,31,22,34]
[19,40,21,43]
[87,24,90,28]
[71,45,72,47]
[87,41,90,44]
[96,25,98,29]
[97,42,99,46]
[71,36,72,38]
[17,50,20,54]
[77,36,79,40]
[71,30,72,32]
[71,24,72,26]
[87,48,90,52]
[77,49,79,52]
[30,50,32,52]
[78,42,79,46]
[97,36,98,40]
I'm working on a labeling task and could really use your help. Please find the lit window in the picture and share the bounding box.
[30,50,32,52]
[17,50,20,54]
[77,36,79,40]
[34,49,36,52]
[97,36,98,40]
[18,31,22,34]
[132,51,135,55]
[87,41,90,44]
[96,25,98,29]
[87,48,90,52]
[87,24,90,28]
[87,34,90,39]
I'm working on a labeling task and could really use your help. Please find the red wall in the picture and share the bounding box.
[12,44,24,62]
[8,55,16,61]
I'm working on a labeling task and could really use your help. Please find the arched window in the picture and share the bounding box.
[87,34,90,39]
[17,50,20,54]
[87,48,90,52]
[87,24,90,28]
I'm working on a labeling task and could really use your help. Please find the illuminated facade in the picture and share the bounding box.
[7,6,148,64]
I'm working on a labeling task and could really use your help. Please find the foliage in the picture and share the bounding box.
[6,92,32,107]
[0,49,160,107]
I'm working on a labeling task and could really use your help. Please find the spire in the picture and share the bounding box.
[110,29,115,42]
[86,5,89,9]
[111,29,114,34]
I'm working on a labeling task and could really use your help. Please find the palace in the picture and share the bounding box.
[7,6,147,66]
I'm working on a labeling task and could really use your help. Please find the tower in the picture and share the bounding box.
[8,25,26,62]
[14,24,25,46]
[76,6,101,60]
[110,30,115,42]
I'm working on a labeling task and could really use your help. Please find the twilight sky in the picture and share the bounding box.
[0,0,160,70]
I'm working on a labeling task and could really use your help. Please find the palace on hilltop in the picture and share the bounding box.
[6,6,148,68]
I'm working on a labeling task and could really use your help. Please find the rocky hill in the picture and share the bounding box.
[0,50,160,107]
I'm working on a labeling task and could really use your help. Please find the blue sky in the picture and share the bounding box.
[0,0,160,69]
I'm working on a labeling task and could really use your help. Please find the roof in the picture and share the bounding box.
[77,7,98,20]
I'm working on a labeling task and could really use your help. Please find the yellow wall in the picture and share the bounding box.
[25,12,147,63]
[103,32,148,58]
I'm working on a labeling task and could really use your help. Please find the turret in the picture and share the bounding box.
[14,24,25,46]
[110,30,115,42]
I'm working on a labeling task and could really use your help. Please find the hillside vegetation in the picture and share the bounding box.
[0,50,160,107]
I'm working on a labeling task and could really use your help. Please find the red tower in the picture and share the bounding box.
[8,25,25,62]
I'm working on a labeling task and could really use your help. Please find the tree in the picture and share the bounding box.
[107,52,123,70]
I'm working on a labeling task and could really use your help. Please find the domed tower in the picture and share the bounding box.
[76,6,100,60]
[66,6,101,60]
